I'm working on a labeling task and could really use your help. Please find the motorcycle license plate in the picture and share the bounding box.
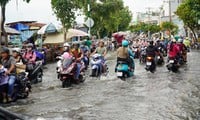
[146,62,152,65]
[169,60,174,63]
[117,72,123,77]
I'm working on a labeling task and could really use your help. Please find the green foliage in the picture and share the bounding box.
[0,0,31,46]
[176,0,200,30]
[80,0,132,38]
[51,0,80,29]
[161,21,178,35]
[129,22,160,34]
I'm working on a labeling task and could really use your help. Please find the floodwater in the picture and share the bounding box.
[4,50,200,120]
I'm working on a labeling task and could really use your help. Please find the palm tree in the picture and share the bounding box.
[0,0,30,47]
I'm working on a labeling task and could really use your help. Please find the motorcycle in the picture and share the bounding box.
[116,58,134,80]
[166,57,179,72]
[56,56,63,79]
[26,61,43,84]
[59,58,85,88]
[90,54,108,77]
[156,55,164,65]
[0,66,9,103]
[139,47,147,64]
[0,67,31,103]
[145,56,156,73]
[82,55,89,70]
[132,46,140,59]
[158,46,167,57]
[12,72,31,101]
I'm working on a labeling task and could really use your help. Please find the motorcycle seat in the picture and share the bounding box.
[117,61,128,64]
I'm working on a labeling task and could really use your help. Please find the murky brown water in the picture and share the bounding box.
[4,51,200,120]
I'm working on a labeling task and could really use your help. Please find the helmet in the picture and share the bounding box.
[122,40,129,47]
[27,43,33,47]
[172,38,176,42]
[99,40,104,45]
[149,41,154,45]
[12,48,21,53]
[178,38,183,43]
[1,47,10,54]
[63,42,70,47]
[73,41,80,47]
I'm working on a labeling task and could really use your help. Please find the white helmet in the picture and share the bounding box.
[63,42,70,47]
[178,38,183,43]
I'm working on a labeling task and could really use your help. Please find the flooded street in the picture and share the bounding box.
[5,51,200,120]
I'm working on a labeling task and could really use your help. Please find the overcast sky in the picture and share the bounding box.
[6,0,163,24]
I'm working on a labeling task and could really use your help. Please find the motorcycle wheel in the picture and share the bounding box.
[20,91,29,99]
[11,89,18,102]
[62,79,71,88]
[91,68,98,77]
[150,65,156,73]
[79,75,85,83]
[171,65,178,73]
[36,70,43,83]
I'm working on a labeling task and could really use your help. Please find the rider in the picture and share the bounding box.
[12,49,22,63]
[92,40,107,72]
[116,40,134,71]
[183,37,191,52]
[167,39,180,61]
[92,40,107,57]
[0,47,16,102]
[23,43,37,64]
[62,42,72,59]
[145,41,159,70]
[71,42,83,81]
[80,41,90,67]
[177,38,187,62]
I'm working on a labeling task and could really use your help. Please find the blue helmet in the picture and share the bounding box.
[122,40,129,47]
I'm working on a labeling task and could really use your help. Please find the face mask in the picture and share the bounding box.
[27,47,32,52]
[64,47,69,51]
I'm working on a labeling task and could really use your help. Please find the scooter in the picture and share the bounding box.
[12,72,31,101]
[0,68,31,103]
[156,55,164,65]
[166,57,179,73]
[145,56,156,73]
[132,46,140,59]
[90,54,108,77]
[139,47,147,64]
[27,61,43,84]
[82,55,89,70]
[59,58,85,88]
[116,57,134,80]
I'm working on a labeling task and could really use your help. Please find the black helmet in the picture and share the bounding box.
[149,41,154,45]
[1,47,10,54]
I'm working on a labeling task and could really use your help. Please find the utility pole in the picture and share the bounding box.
[164,0,174,22]
[164,0,174,39]
[0,7,2,48]
[146,7,152,39]
[87,0,91,37]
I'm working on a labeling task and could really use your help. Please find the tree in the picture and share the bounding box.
[80,0,132,38]
[175,0,200,41]
[129,22,160,35]
[51,0,81,41]
[161,21,178,36]
[0,0,30,47]
[117,7,132,32]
